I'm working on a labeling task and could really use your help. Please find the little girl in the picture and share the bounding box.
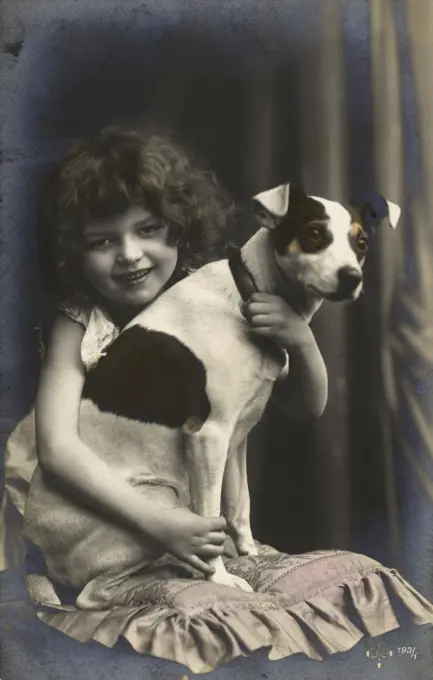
[0,125,328,577]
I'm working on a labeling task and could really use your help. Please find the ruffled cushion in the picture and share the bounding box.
[27,544,433,674]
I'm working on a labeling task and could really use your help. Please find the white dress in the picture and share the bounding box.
[0,302,120,570]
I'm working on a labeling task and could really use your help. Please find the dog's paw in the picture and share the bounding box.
[236,538,259,557]
[228,525,258,557]
[209,571,253,592]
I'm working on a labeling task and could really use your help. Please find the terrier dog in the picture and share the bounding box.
[23,184,400,605]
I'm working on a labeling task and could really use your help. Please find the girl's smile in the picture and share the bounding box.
[113,267,154,285]
[81,205,178,308]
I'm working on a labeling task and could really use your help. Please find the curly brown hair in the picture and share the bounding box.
[37,126,234,307]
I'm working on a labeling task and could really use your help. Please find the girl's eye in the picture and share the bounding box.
[138,222,162,236]
[86,238,113,250]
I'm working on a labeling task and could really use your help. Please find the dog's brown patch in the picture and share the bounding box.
[351,221,365,237]
[350,220,369,259]
[285,239,302,254]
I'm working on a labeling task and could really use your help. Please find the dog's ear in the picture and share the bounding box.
[252,183,291,229]
[385,200,401,229]
[355,194,401,232]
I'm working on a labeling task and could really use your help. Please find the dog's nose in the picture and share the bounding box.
[338,266,362,294]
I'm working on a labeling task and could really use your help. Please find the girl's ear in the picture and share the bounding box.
[252,184,291,230]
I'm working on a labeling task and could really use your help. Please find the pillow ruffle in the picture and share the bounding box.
[27,547,433,674]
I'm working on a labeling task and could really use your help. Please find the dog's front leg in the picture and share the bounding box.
[186,424,253,592]
[222,438,258,557]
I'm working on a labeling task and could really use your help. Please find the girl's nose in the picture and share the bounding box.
[117,235,143,264]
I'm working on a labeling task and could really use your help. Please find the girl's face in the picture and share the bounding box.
[81,205,178,308]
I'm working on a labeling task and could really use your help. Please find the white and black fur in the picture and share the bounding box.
[23,184,400,605]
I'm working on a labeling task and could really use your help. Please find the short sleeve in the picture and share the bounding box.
[58,302,119,372]
[59,301,92,329]
[79,307,120,372]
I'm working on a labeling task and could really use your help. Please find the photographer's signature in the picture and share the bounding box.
[365,642,419,668]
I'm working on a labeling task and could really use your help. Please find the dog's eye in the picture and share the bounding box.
[356,235,368,251]
[307,225,323,241]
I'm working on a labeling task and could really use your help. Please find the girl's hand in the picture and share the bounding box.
[241,292,315,350]
[155,508,227,575]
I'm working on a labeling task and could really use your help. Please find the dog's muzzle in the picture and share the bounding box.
[337,266,363,297]
[308,266,363,301]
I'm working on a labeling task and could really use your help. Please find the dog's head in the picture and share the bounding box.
[252,184,400,302]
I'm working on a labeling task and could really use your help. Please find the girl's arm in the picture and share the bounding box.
[35,314,226,574]
[242,293,328,419]
[270,342,328,419]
